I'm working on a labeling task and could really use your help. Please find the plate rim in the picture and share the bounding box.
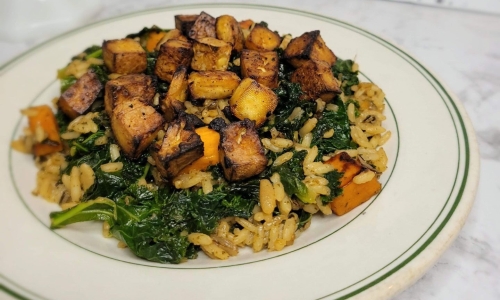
[0,3,480,300]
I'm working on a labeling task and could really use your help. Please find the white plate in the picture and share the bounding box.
[0,4,479,300]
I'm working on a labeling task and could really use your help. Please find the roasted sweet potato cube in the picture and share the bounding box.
[188,71,241,101]
[188,11,216,40]
[175,14,199,36]
[103,38,147,74]
[219,119,267,181]
[191,37,232,71]
[162,66,189,121]
[240,50,278,88]
[104,74,156,117]
[324,152,364,187]
[155,39,193,82]
[58,71,102,119]
[245,24,281,52]
[284,30,336,68]
[152,116,204,178]
[155,29,189,51]
[330,177,381,216]
[291,60,341,101]
[111,100,164,160]
[216,15,244,53]
[26,105,63,156]
[238,19,254,30]
[229,78,278,127]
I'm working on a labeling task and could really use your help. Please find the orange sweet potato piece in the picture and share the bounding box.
[330,177,381,216]
[146,31,166,52]
[27,105,63,156]
[324,152,363,187]
[178,126,220,175]
[238,19,254,30]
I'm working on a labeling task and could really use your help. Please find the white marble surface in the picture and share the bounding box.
[1,0,499,299]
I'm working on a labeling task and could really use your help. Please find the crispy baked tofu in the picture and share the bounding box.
[111,100,164,159]
[155,29,189,51]
[229,78,278,127]
[290,60,341,101]
[245,24,281,52]
[216,15,244,53]
[284,30,336,68]
[155,39,193,82]
[152,116,204,178]
[162,66,189,121]
[191,37,232,71]
[102,38,147,74]
[240,49,279,88]
[324,152,364,187]
[58,71,103,119]
[104,74,156,117]
[188,11,216,40]
[175,14,199,36]
[219,119,267,181]
[188,71,241,100]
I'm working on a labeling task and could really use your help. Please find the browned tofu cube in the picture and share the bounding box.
[229,78,278,127]
[104,74,156,117]
[103,38,147,74]
[188,11,216,40]
[240,49,279,88]
[244,24,281,52]
[111,100,164,159]
[151,116,204,178]
[188,71,241,100]
[324,152,364,187]
[58,71,103,119]
[284,30,337,68]
[191,37,232,71]
[219,119,267,181]
[155,29,189,51]
[175,14,199,36]
[216,15,244,53]
[291,60,341,101]
[162,66,188,121]
[155,39,193,82]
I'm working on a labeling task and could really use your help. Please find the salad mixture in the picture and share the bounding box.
[12,12,391,263]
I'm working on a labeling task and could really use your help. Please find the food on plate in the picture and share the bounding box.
[12,12,391,264]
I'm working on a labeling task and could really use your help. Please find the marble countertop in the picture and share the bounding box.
[1,0,498,299]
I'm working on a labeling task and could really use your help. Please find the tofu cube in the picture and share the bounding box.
[155,39,193,82]
[155,29,189,51]
[284,30,337,68]
[103,38,147,74]
[152,116,204,178]
[188,71,241,100]
[240,49,279,88]
[244,24,281,52]
[188,11,216,40]
[58,71,103,119]
[216,15,244,53]
[191,37,232,71]
[290,60,341,101]
[175,14,199,36]
[104,74,156,117]
[220,119,267,182]
[162,66,189,121]
[111,100,164,159]
[229,78,278,127]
